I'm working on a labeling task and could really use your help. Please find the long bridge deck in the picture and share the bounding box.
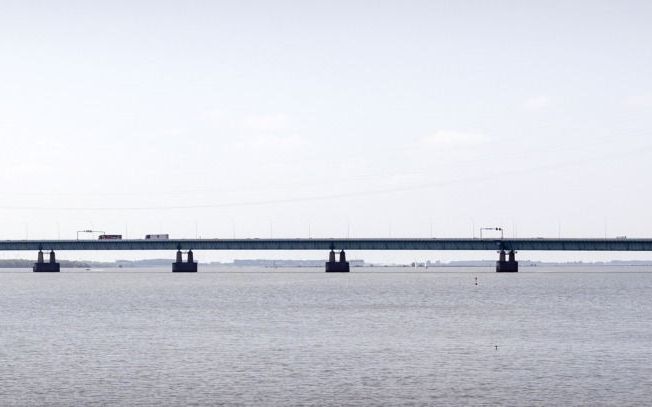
[3,238,652,251]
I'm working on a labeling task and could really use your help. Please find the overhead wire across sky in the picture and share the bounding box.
[1,140,650,211]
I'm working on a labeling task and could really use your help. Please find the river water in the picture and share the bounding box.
[1,266,651,406]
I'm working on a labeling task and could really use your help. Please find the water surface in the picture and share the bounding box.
[1,266,651,406]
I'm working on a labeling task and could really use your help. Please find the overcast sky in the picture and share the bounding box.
[1,1,651,261]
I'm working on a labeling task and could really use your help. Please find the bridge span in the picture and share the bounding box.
[5,238,650,273]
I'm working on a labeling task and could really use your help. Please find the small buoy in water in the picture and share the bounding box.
[495,345,498,350]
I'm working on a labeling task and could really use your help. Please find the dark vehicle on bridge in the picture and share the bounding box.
[98,234,122,240]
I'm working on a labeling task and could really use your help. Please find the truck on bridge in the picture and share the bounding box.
[98,234,122,240]
[145,234,169,240]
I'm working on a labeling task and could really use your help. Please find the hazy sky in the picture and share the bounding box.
[1,1,651,261]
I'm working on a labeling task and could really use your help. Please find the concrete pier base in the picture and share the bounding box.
[172,262,198,272]
[325,250,350,272]
[172,249,197,272]
[496,250,518,272]
[33,250,60,272]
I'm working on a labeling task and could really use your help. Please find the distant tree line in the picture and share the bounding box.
[0,259,115,268]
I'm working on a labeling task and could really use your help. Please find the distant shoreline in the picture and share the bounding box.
[2,259,652,268]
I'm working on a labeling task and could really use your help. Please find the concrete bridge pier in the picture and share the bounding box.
[496,249,518,272]
[172,249,198,272]
[325,249,350,272]
[33,250,60,272]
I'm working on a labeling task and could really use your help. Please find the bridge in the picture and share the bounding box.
[5,237,652,273]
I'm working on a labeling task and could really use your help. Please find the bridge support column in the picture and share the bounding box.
[325,249,350,272]
[172,249,198,272]
[33,250,60,272]
[496,250,518,272]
